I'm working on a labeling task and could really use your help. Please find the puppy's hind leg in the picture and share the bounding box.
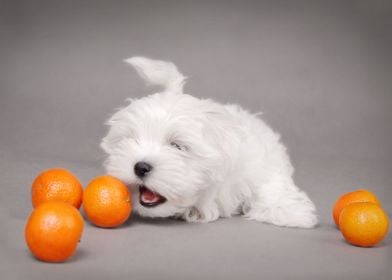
[244,177,318,228]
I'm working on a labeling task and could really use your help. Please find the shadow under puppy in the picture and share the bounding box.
[101,57,318,228]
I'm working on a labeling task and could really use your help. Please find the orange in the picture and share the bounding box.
[339,202,389,247]
[31,168,83,209]
[25,202,84,262]
[83,175,132,228]
[332,189,380,227]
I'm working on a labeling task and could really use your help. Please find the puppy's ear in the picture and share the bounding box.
[100,103,134,154]
[124,56,187,94]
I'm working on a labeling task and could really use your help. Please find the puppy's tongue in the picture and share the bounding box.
[141,188,161,203]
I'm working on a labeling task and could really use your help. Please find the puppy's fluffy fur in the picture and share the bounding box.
[101,57,318,228]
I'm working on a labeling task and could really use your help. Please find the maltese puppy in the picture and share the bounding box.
[101,56,318,228]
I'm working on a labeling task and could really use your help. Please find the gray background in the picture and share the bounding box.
[0,0,391,279]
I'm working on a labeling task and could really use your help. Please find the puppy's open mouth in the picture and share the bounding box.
[139,185,167,207]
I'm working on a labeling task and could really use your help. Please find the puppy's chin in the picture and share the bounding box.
[133,199,185,218]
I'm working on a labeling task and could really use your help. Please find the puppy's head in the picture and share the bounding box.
[101,57,241,218]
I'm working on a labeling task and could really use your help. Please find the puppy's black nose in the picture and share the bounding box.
[134,161,153,178]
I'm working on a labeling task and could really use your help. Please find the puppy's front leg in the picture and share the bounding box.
[182,190,220,223]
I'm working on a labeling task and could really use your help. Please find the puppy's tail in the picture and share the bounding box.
[124,56,186,94]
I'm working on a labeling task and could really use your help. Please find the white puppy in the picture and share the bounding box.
[101,57,318,228]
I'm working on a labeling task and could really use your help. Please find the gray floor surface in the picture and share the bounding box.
[1,1,391,279]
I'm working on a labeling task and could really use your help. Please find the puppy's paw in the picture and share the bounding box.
[183,207,202,222]
[183,206,219,223]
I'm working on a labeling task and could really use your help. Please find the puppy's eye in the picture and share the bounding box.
[170,142,182,150]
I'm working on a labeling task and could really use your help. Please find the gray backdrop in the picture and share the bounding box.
[0,1,391,279]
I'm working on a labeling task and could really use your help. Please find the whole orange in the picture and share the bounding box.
[31,168,83,209]
[25,202,84,262]
[339,202,389,247]
[332,189,380,227]
[83,175,132,228]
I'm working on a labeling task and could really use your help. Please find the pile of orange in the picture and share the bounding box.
[25,168,132,263]
[332,189,389,247]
